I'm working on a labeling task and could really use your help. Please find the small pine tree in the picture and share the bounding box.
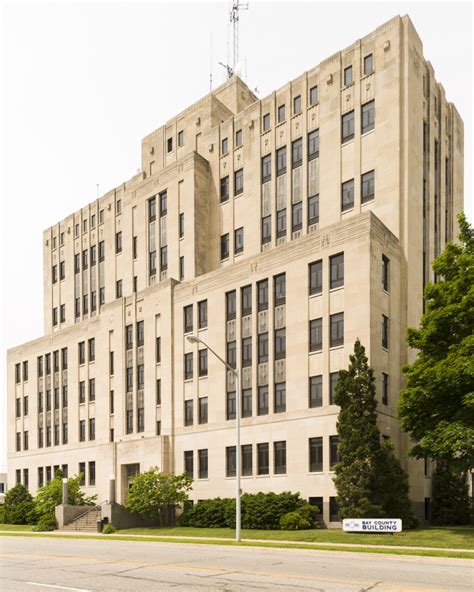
[431,462,471,525]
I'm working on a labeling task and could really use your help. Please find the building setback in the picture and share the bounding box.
[7,15,463,524]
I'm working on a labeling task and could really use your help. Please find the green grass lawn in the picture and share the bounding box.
[0,524,33,532]
[114,525,474,550]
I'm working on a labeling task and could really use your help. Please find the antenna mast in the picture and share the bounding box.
[231,0,249,71]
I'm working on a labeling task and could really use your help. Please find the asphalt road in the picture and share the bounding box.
[0,536,472,592]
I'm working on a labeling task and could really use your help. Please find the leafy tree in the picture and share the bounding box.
[4,484,36,524]
[334,340,416,526]
[431,462,471,525]
[126,467,193,524]
[398,213,474,471]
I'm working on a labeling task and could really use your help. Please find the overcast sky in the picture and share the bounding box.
[0,1,472,470]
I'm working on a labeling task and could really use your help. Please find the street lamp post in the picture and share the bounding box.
[187,334,241,542]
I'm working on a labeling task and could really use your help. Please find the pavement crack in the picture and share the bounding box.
[359,581,384,592]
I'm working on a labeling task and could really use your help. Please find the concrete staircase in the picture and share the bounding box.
[59,506,102,533]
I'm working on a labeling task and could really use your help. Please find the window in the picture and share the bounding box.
[89,418,95,440]
[15,398,21,418]
[382,372,389,405]
[52,265,58,284]
[261,154,271,183]
[198,397,208,424]
[382,315,389,349]
[330,253,344,288]
[126,324,133,350]
[78,463,86,485]
[341,110,354,143]
[59,261,65,280]
[242,444,252,476]
[261,215,271,244]
[309,437,323,472]
[88,338,95,361]
[126,410,133,434]
[242,337,252,367]
[126,367,133,392]
[167,137,173,152]
[362,100,375,134]
[274,441,287,474]
[54,387,59,408]
[220,176,229,202]
[74,253,80,274]
[184,305,193,333]
[361,170,375,203]
[160,246,168,271]
[115,231,122,254]
[89,378,96,402]
[75,223,80,237]
[78,341,85,365]
[79,380,86,405]
[82,294,88,315]
[156,421,161,436]
[364,53,373,75]
[116,280,123,298]
[62,385,68,407]
[262,113,270,131]
[224,445,237,478]
[274,273,286,305]
[198,449,208,479]
[276,146,287,175]
[184,451,194,477]
[155,380,161,405]
[88,461,96,486]
[226,290,236,320]
[23,396,29,415]
[309,375,323,408]
[60,304,66,323]
[116,199,121,214]
[179,213,184,238]
[226,341,236,369]
[274,328,286,360]
[234,227,244,254]
[257,279,268,311]
[137,364,144,390]
[184,352,193,380]
[221,137,228,155]
[150,251,158,276]
[178,130,184,147]
[344,65,353,86]
[382,255,390,292]
[292,137,303,168]
[79,420,86,442]
[46,426,51,447]
[52,307,58,326]
[329,372,339,405]
[184,399,193,426]
[309,260,323,295]
[133,277,137,293]
[258,333,268,363]
[99,209,104,224]
[160,191,167,217]
[82,249,88,270]
[38,427,44,448]
[38,467,44,488]
[242,388,252,417]
[292,201,302,232]
[257,442,269,475]
[293,94,301,114]
[329,497,340,522]
[16,432,21,451]
[309,85,318,105]
[309,318,323,352]
[241,285,252,316]
[220,233,229,260]
[330,313,344,347]
[99,287,105,305]
[258,385,269,415]
[226,391,236,420]
[90,245,97,267]
[45,353,51,374]
[330,435,340,468]
[274,382,286,413]
[62,423,68,444]
[308,129,319,160]
[198,300,208,329]
[37,356,43,378]
[148,197,157,222]
[234,168,244,196]
[137,407,145,432]
[99,241,105,262]
[278,104,285,123]
[341,178,354,211]
[198,349,208,377]
[235,129,242,147]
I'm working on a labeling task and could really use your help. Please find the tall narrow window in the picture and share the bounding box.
[160,246,168,271]
[184,353,193,380]
[361,170,375,203]
[341,110,354,143]
[344,65,353,86]
[257,385,269,415]
[148,197,156,221]
[241,285,252,316]
[274,441,287,474]
[179,213,184,238]
[274,329,286,360]
[116,280,122,298]
[115,232,122,254]
[234,227,244,254]
[382,372,389,405]
[364,53,373,75]
[160,191,167,217]
[184,305,193,333]
[262,113,270,131]
[234,168,244,196]
[235,129,242,146]
[329,372,339,405]
[309,85,318,105]
[308,129,319,160]
[198,449,208,478]
[309,375,323,408]
[258,333,268,363]
[184,451,194,477]
[226,291,236,320]
[226,446,236,477]
[261,154,271,183]
[330,253,344,289]
[274,382,286,413]
[292,138,303,168]
[293,95,301,114]
[220,233,229,260]
[241,337,252,367]
[382,255,390,292]
[292,201,302,231]
[220,176,229,202]
[361,100,375,134]
[274,273,286,305]
[257,443,269,475]
[309,318,323,352]
[184,400,193,426]
[277,208,286,238]
[198,349,208,377]
[382,315,389,349]
[241,444,252,475]
[261,215,271,245]
[242,388,252,417]
[341,179,354,211]
[198,300,208,329]
[276,146,287,175]
[309,437,323,472]
[226,391,236,420]
[308,195,319,226]
[257,279,268,311]
[330,435,340,468]
[309,260,323,295]
[221,137,229,155]
[330,313,344,347]
[277,104,285,123]
[198,397,208,424]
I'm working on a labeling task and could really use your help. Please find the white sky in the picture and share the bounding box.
[0,1,472,470]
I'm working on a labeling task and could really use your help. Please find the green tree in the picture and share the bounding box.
[334,340,416,526]
[126,467,193,524]
[4,483,36,525]
[431,462,471,525]
[398,213,474,471]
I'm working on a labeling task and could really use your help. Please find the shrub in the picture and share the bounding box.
[4,484,36,525]
[180,498,232,528]
[32,514,57,532]
[431,462,471,525]
[280,505,319,530]
[0,504,5,524]
[102,523,116,534]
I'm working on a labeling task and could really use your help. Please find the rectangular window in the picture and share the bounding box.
[309,260,323,295]
[88,461,96,486]
[329,372,339,405]
[167,137,173,152]
[60,304,66,323]
[126,324,133,350]
[257,279,268,311]
[137,364,144,390]
[344,65,353,86]
[109,351,114,375]
[184,399,193,426]
[276,146,287,176]
[257,385,269,415]
[74,253,80,273]
[38,427,44,448]
[382,315,389,349]
[184,451,194,477]
[89,418,95,440]
[242,444,252,476]
[160,246,168,271]
[110,389,115,413]
[52,265,58,284]
[226,341,236,369]
[220,176,229,202]
[309,437,323,472]
[292,137,303,168]
[16,432,21,451]
[59,261,65,280]
[278,104,285,123]
[148,196,156,221]
[261,215,272,245]
[242,388,252,418]
[225,446,237,477]
[220,233,229,260]
[132,236,137,259]
[241,285,252,316]
[330,253,344,289]
[178,130,184,147]
[258,333,268,363]
[184,352,193,380]
[61,385,68,408]
[82,249,88,270]
[308,194,319,226]
[198,300,208,329]
[126,410,133,434]
[155,421,161,436]
[330,435,340,468]
[184,305,193,334]
[79,380,86,404]
[137,407,145,432]
[79,420,86,442]
[37,356,43,377]
[309,318,323,352]
[277,208,286,238]
[361,170,375,203]
[160,191,167,217]
[235,129,242,147]
[226,391,236,420]
[234,227,244,254]
[274,441,287,474]
[309,85,318,105]
[341,179,354,211]
[364,53,373,75]
[274,273,286,305]
[198,449,208,479]
[274,382,286,413]
[198,349,208,377]
[241,337,252,368]
[115,231,122,254]
[38,467,44,488]
[382,255,390,292]
[88,338,95,361]
[341,110,355,143]
[15,398,21,418]
[382,372,389,405]
[62,423,68,444]
[89,378,96,402]
[292,201,302,232]
[362,100,375,134]
[155,379,161,405]
[155,337,161,363]
[330,313,344,347]
[116,280,122,298]
[274,328,286,360]
[52,307,58,326]
[221,137,228,155]
[293,94,301,114]
[234,168,244,196]
[179,213,184,239]
[90,245,97,267]
[261,154,271,183]
[99,241,105,262]
[198,396,208,424]
[116,199,121,214]
[308,129,319,160]
[126,367,133,392]
[23,397,29,416]
[82,295,88,315]
[257,443,269,475]
[262,113,270,131]
[226,291,236,320]
[78,341,85,365]
[78,463,86,486]
[99,287,105,305]
[309,375,323,408]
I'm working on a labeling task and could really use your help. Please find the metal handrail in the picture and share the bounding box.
[69,499,108,528]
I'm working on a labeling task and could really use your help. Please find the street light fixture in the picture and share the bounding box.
[187,334,241,542]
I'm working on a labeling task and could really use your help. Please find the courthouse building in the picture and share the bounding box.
[7,15,463,524]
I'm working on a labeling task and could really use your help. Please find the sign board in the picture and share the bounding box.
[342,518,402,533]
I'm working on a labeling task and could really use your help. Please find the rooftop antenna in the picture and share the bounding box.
[220,1,249,79]
[210,33,213,92]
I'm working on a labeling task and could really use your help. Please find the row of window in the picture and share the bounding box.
[37,349,68,377]
[37,423,68,448]
[341,170,375,211]
[220,227,244,260]
[37,385,68,413]
[261,84,319,133]
[183,349,208,380]
[79,418,96,442]
[51,261,66,284]
[74,242,105,273]
[342,100,375,143]
[78,339,95,365]
[74,205,109,238]
[226,274,286,321]
[183,300,208,333]
[52,304,66,326]
[184,396,208,426]
[75,290,104,319]
[125,407,146,434]
[14,361,29,383]
[220,169,244,202]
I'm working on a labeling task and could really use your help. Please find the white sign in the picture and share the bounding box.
[343,518,402,533]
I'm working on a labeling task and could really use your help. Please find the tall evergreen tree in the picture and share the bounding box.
[334,340,416,526]
[430,462,471,526]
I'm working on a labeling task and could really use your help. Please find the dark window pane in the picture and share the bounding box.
[309,375,323,408]
[309,260,323,295]
[309,318,323,352]
[361,170,375,203]
[341,179,354,211]
[330,253,344,289]
[341,110,354,143]
[362,100,375,134]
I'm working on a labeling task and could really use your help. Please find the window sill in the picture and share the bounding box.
[341,137,354,146]
[309,349,322,355]
[309,291,322,299]
[329,345,344,351]
[308,471,324,476]
[341,206,354,214]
